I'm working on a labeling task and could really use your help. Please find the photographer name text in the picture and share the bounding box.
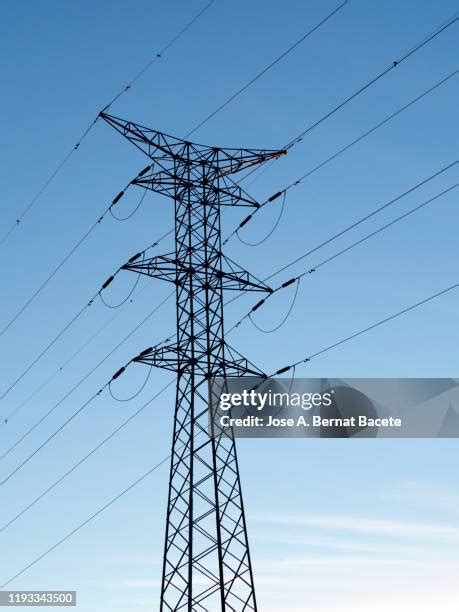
[219,415,402,428]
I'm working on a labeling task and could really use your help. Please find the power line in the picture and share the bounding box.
[185,0,350,138]
[76,166,456,411]
[2,10,456,596]
[281,70,458,192]
[0,277,154,426]
[3,13,455,342]
[235,183,457,332]
[0,439,178,590]
[0,0,347,318]
[225,69,457,245]
[235,13,458,187]
[0,292,174,462]
[0,166,175,340]
[265,161,458,282]
[301,185,458,275]
[108,189,148,222]
[220,160,457,324]
[0,0,216,248]
[0,339,170,485]
[284,14,458,150]
[0,221,171,427]
[101,0,217,111]
[0,2,344,346]
[0,385,110,486]
[0,0,350,355]
[0,205,111,337]
[120,2,352,221]
[9,0,349,412]
[0,238,163,400]
[270,282,459,375]
[0,299,95,402]
[108,362,153,402]
[97,266,144,309]
[3,277,457,587]
[0,379,174,535]
[249,278,301,333]
[237,191,287,247]
[112,164,457,363]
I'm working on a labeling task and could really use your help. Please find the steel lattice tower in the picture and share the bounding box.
[101,112,284,611]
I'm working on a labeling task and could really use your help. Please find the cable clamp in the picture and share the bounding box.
[112,191,125,205]
[111,367,126,381]
[267,191,283,203]
[281,278,296,289]
[137,165,152,177]
[133,346,154,362]
[239,215,253,228]
[252,299,266,312]
[127,252,143,264]
[101,275,115,290]
[275,366,291,375]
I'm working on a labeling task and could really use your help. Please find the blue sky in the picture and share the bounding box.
[0,1,458,610]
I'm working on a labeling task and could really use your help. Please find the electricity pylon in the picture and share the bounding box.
[101,112,284,611]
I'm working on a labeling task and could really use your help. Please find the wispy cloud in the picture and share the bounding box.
[250,513,459,538]
[260,587,459,612]
[87,579,161,589]
[254,553,459,611]
[255,553,459,574]
[252,531,445,556]
[249,510,459,610]
[86,576,210,590]
[65,554,157,566]
[381,480,459,510]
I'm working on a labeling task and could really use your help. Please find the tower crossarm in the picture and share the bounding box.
[100,111,285,176]
[133,170,263,208]
[122,253,272,293]
[133,343,266,379]
[101,112,196,164]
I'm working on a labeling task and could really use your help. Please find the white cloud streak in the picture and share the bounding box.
[250,513,459,538]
